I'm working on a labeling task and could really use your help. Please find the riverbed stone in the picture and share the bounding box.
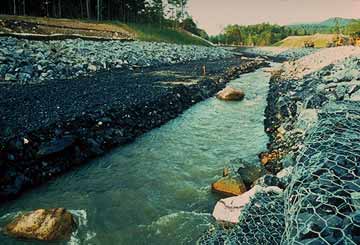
[4,73,16,81]
[211,176,247,196]
[230,158,266,186]
[259,150,283,165]
[216,86,245,101]
[351,192,360,210]
[37,136,75,157]
[5,208,76,241]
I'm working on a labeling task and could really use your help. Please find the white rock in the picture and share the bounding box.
[212,185,283,224]
[276,166,294,179]
[88,64,97,72]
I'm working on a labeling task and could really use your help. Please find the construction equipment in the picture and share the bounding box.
[304,40,315,48]
[328,34,350,47]
[350,32,360,46]
[334,35,345,46]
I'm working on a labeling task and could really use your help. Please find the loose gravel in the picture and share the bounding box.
[238,47,317,61]
[0,37,235,84]
[281,46,360,79]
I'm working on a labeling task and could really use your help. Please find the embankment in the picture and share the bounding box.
[200,46,360,245]
[0,15,210,46]
[0,36,230,84]
[263,47,360,244]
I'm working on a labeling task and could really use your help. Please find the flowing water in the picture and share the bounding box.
[0,66,273,245]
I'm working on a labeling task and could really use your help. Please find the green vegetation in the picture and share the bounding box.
[0,14,210,46]
[211,18,359,47]
[288,17,354,35]
[345,20,360,35]
[1,0,212,46]
[127,23,210,46]
[273,34,338,48]
[180,18,209,40]
[1,0,188,26]
[210,23,294,46]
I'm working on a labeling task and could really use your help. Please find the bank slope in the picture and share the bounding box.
[0,15,211,46]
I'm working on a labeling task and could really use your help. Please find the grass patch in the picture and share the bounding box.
[272,41,284,47]
[126,23,210,46]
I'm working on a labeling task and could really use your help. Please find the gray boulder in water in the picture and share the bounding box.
[231,158,266,186]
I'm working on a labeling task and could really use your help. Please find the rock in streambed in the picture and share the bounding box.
[212,176,247,197]
[216,87,245,101]
[4,208,76,241]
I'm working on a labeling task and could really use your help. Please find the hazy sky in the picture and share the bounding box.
[187,0,360,35]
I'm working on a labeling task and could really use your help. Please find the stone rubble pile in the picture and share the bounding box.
[241,47,317,60]
[0,37,235,84]
[281,46,360,79]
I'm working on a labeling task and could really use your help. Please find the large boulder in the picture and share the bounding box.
[212,185,283,224]
[211,176,247,197]
[216,87,245,101]
[5,208,76,241]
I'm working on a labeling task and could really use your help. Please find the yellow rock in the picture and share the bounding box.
[216,87,245,101]
[5,208,76,241]
[211,177,247,197]
[259,150,283,165]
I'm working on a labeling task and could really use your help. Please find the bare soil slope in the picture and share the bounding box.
[0,15,134,40]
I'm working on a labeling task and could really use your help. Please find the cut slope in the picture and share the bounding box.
[274,34,346,48]
[0,15,211,46]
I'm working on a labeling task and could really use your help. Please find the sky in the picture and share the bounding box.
[187,0,360,35]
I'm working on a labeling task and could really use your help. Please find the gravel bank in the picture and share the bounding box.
[0,37,235,84]
[237,47,317,61]
[0,56,267,202]
[281,46,360,79]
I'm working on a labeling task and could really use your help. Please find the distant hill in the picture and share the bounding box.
[318,17,355,27]
[288,17,357,34]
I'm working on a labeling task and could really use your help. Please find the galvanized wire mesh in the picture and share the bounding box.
[283,101,360,245]
[199,102,360,245]
[199,56,360,245]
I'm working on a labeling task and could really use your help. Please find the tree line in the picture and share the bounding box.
[0,0,189,25]
[210,20,360,46]
[210,23,295,46]
[345,20,360,36]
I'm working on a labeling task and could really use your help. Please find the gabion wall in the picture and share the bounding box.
[200,55,360,244]
[199,101,360,245]
[283,101,360,245]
